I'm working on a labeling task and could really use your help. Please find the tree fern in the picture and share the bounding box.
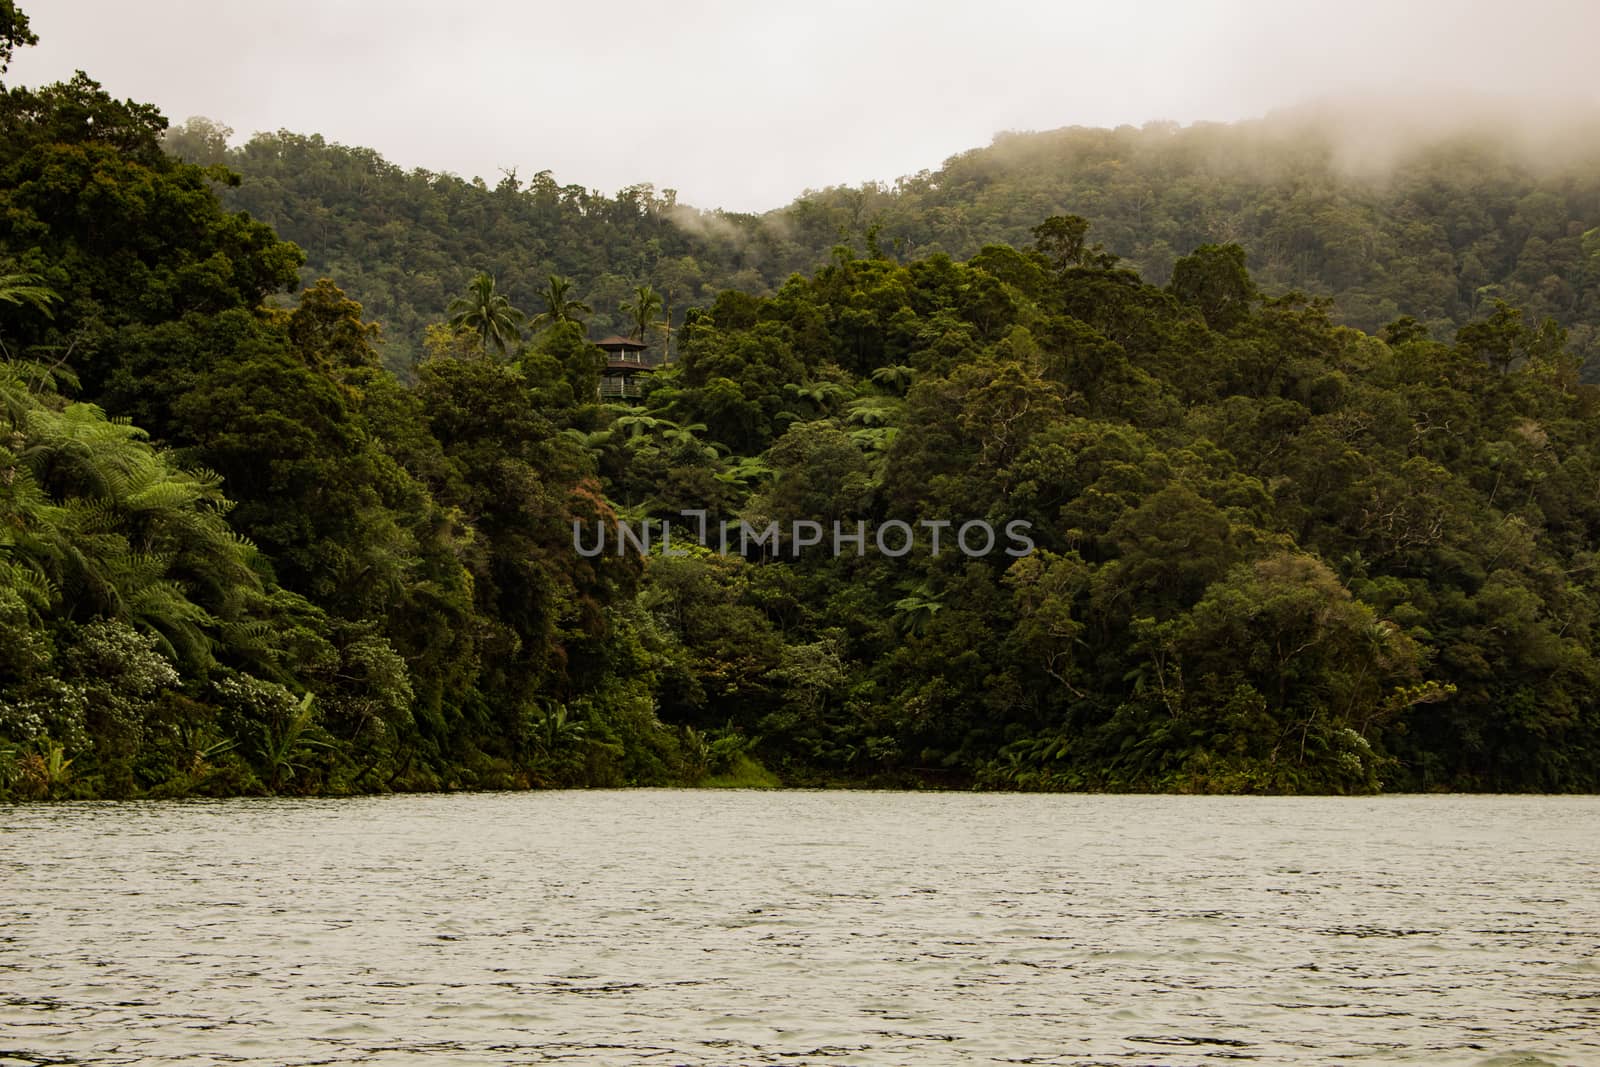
[1,360,264,668]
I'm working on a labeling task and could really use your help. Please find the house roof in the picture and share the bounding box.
[593,335,648,350]
[604,358,657,374]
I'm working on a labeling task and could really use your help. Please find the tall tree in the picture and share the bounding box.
[1168,243,1257,331]
[530,273,591,332]
[0,0,37,76]
[448,273,525,356]
[0,271,55,317]
[621,284,663,345]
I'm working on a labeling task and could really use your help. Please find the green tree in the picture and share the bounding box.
[0,0,37,75]
[1032,214,1114,271]
[1169,243,1257,331]
[0,271,55,316]
[530,273,591,331]
[448,273,525,356]
[162,116,233,166]
[621,284,664,344]
[2,382,259,668]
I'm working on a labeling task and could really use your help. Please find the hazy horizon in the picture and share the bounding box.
[10,0,1600,212]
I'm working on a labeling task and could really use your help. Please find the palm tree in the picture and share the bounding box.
[529,274,591,332]
[892,579,944,637]
[620,284,663,344]
[658,420,708,450]
[251,692,332,791]
[658,420,721,460]
[869,364,915,394]
[712,455,774,490]
[892,592,944,637]
[612,413,670,441]
[447,273,525,356]
[529,700,587,756]
[0,272,58,318]
[784,380,850,415]
[639,383,700,422]
[849,425,898,454]
[561,426,615,453]
[846,396,900,427]
[2,376,258,667]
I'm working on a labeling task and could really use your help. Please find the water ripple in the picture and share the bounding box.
[1,792,1598,1065]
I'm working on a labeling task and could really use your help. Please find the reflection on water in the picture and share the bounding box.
[2,791,1597,1065]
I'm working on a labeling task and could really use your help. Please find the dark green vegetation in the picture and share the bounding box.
[165,105,1600,377]
[4,11,1600,797]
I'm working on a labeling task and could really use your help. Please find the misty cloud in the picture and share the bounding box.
[9,0,1600,212]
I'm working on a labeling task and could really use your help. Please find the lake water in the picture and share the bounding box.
[2,791,1597,1066]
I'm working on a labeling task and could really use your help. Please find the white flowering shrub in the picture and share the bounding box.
[64,620,180,697]
[211,674,300,729]
[0,678,90,749]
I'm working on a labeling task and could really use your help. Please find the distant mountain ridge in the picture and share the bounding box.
[166,106,1600,373]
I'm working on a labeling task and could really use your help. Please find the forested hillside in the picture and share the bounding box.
[5,4,1600,799]
[164,106,1600,375]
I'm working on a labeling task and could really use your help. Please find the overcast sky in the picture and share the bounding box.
[10,0,1600,212]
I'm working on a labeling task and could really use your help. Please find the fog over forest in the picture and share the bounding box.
[10,0,1600,210]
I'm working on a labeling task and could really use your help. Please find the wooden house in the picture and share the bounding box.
[595,335,657,401]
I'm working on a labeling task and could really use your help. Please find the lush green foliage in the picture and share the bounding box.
[609,234,1600,794]
[0,50,697,798]
[168,109,1600,379]
[6,17,1600,797]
